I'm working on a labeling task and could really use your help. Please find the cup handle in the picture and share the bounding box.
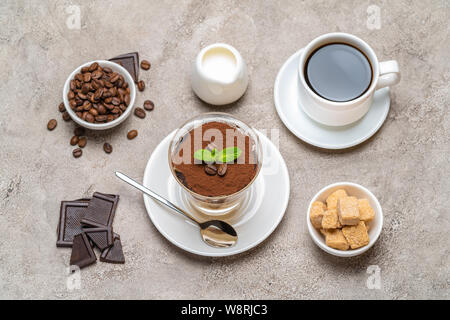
[376,60,400,89]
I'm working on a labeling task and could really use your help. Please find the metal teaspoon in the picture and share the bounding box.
[115,171,238,248]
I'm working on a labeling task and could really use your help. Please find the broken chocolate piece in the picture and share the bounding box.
[84,224,114,250]
[56,200,90,247]
[109,52,139,83]
[100,233,125,264]
[81,192,119,228]
[70,233,97,269]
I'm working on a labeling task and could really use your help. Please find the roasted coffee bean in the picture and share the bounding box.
[89,108,98,116]
[143,100,154,111]
[117,79,123,88]
[103,142,113,154]
[95,115,107,122]
[78,92,87,100]
[70,135,79,146]
[72,148,82,158]
[134,107,146,119]
[88,62,99,72]
[70,80,76,91]
[109,73,120,83]
[124,94,131,106]
[111,107,120,114]
[47,119,57,130]
[141,60,151,70]
[78,137,87,148]
[217,163,228,177]
[107,114,114,122]
[58,102,66,112]
[69,100,77,109]
[204,164,218,176]
[103,67,112,73]
[111,97,120,105]
[83,73,91,82]
[137,80,145,91]
[74,127,85,136]
[81,83,90,94]
[92,70,103,79]
[82,101,92,111]
[85,113,94,123]
[75,73,84,81]
[127,129,138,140]
[119,104,127,111]
[67,91,75,100]
[62,111,71,121]
[104,81,113,88]
[94,88,104,100]
[82,111,88,121]
[76,111,83,118]
[81,66,89,73]
[75,96,83,105]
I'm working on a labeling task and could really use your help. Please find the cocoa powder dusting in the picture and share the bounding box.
[172,121,257,197]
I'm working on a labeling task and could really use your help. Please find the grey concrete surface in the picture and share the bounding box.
[0,0,449,300]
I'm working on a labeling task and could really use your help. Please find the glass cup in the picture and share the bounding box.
[168,112,262,217]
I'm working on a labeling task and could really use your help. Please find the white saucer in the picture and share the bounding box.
[274,49,391,149]
[142,130,290,257]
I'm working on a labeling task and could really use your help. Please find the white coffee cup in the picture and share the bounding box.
[298,33,400,126]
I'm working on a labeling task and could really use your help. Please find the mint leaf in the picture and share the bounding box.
[193,149,215,162]
[216,147,242,163]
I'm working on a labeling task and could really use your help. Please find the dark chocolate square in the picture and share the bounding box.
[56,200,90,248]
[109,52,139,83]
[100,233,125,264]
[81,192,119,228]
[70,233,97,269]
[84,222,114,250]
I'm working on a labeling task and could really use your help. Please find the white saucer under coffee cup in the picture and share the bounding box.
[298,33,400,126]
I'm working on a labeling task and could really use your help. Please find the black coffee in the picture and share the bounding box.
[305,43,372,102]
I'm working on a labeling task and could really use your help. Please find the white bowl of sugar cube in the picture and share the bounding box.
[307,182,383,257]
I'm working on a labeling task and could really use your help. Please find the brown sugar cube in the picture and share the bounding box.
[321,229,349,251]
[358,199,375,223]
[338,196,360,226]
[342,221,370,249]
[326,189,348,209]
[321,208,342,229]
[310,201,326,229]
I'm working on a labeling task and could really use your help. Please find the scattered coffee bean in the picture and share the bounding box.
[137,80,145,91]
[58,102,66,112]
[140,60,151,70]
[62,111,71,121]
[143,100,154,111]
[127,130,138,140]
[204,164,217,176]
[47,119,57,131]
[78,137,87,148]
[134,107,146,119]
[103,142,113,154]
[70,136,79,146]
[217,163,228,177]
[74,127,85,136]
[73,148,82,158]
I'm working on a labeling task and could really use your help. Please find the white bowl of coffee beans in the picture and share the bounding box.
[63,60,136,130]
